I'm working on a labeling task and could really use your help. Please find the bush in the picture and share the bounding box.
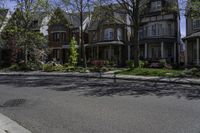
[9,64,20,71]
[139,60,145,68]
[43,63,65,72]
[9,61,42,71]
[126,60,134,68]
[183,68,200,77]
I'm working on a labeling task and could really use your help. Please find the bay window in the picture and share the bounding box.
[104,28,114,41]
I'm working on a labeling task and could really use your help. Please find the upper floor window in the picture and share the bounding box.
[104,28,114,41]
[193,19,200,29]
[117,28,123,40]
[52,32,66,42]
[92,32,97,41]
[152,24,156,36]
[151,1,162,12]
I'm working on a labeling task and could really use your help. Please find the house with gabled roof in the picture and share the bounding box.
[48,8,90,64]
[85,5,129,66]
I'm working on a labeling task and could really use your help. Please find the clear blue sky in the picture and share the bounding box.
[5,0,187,37]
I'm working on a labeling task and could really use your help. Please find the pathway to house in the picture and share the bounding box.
[0,75,200,133]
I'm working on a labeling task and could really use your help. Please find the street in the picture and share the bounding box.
[0,76,200,133]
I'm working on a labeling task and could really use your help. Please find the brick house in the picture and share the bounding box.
[48,8,90,64]
[85,6,129,66]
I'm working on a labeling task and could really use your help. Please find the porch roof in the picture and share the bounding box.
[85,41,125,47]
[183,31,200,40]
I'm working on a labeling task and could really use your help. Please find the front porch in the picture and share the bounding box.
[85,42,125,66]
[139,41,177,64]
[185,38,200,66]
[51,48,70,64]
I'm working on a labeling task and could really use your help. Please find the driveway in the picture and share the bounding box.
[0,76,200,133]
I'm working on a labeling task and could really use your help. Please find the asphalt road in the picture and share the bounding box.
[0,76,200,133]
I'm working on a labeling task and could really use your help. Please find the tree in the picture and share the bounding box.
[1,0,50,65]
[60,0,92,68]
[69,37,78,66]
[183,0,200,17]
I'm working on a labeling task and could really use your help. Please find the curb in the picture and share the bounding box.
[0,72,200,86]
[0,113,31,133]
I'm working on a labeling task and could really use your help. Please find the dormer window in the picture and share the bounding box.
[104,28,114,41]
[151,1,162,12]
[193,19,200,29]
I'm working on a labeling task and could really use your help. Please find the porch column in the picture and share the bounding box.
[119,46,122,64]
[97,45,99,59]
[178,44,181,64]
[197,38,200,65]
[161,41,164,59]
[174,42,177,64]
[185,40,188,66]
[128,45,131,60]
[145,43,148,59]
[109,45,112,60]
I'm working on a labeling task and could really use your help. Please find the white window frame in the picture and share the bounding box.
[151,1,162,12]
[117,28,123,40]
[193,19,200,29]
[104,28,114,41]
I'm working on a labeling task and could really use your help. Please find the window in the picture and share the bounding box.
[117,28,123,40]
[52,32,66,42]
[92,32,97,41]
[53,33,60,42]
[104,28,114,40]
[152,24,156,36]
[158,24,163,35]
[193,19,200,29]
[168,24,172,36]
[151,1,162,12]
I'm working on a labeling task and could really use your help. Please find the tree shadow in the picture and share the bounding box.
[0,76,200,100]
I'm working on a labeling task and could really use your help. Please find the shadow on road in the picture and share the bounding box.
[0,76,200,100]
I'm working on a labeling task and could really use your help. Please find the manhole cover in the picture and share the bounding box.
[1,99,26,107]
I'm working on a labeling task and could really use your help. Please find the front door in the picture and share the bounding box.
[151,47,161,60]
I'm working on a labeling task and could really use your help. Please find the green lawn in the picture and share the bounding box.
[117,68,184,77]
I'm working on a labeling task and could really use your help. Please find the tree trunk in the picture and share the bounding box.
[133,25,139,68]
[133,0,140,68]
[80,1,87,68]
[25,43,28,65]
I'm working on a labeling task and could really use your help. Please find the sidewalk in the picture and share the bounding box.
[0,71,200,85]
[0,113,31,133]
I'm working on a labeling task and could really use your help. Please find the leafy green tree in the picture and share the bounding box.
[1,0,50,65]
[69,37,78,67]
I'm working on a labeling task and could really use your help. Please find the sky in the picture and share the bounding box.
[4,0,187,37]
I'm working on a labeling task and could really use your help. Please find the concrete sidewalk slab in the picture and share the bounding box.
[0,113,31,133]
